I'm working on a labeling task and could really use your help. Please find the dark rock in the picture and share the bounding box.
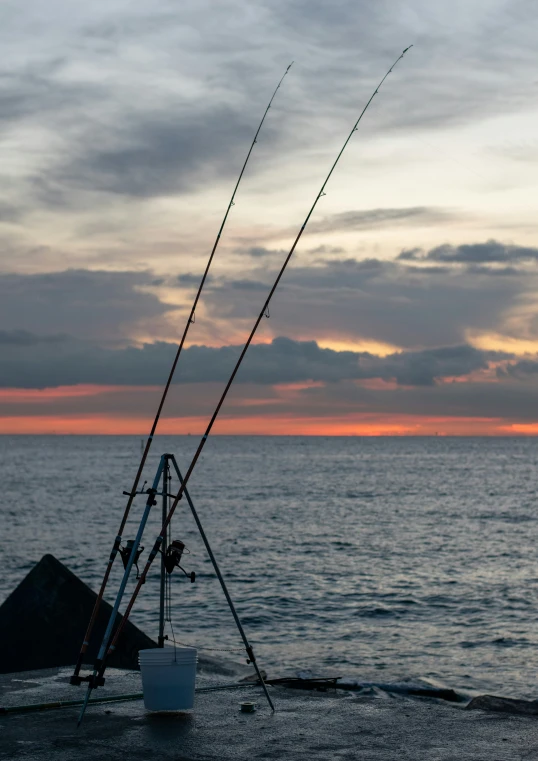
[466,694,538,715]
[0,554,156,673]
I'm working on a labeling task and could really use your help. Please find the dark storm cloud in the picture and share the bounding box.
[0,269,173,340]
[1,328,528,427]
[2,350,537,424]
[284,374,538,423]
[0,333,503,389]
[365,344,495,387]
[400,240,538,264]
[0,330,65,347]
[498,359,538,380]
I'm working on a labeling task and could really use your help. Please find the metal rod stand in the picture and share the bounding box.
[77,452,273,726]
[167,455,274,712]
[158,456,170,647]
[76,456,166,725]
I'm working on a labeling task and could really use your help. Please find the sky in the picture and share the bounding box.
[1,0,538,435]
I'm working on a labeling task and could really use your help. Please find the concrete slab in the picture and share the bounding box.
[2,667,538,760]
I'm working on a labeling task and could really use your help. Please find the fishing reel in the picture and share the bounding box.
[163,539,195,582]
[119,539,144,579]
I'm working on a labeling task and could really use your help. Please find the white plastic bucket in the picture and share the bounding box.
[139,646,197,711]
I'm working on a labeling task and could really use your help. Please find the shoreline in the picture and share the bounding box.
[2,665,538,760]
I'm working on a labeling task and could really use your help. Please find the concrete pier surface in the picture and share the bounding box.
[2,667,538,760]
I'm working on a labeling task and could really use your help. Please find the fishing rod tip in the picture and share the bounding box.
[403,45,414,53]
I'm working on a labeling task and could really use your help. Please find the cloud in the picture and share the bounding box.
[227,279,269,292]
[307,207,453,234]
[0,269,174,341]
[285,372,538,424]
[176,273,212,289]
[0,58,84,129]
[201,249,538,349]
[400,240,538,264]
[498,359,538,380]
[244,247,288,258]
[2,240,537,359]
[0,330,66,347]
[266,0,538,142]
[1,1,536,217]
[0,200,23,223]
[45,106,257,201]
[1,332,536,429]
[0,332,505,389]
[362,344,497,387]
[2,4,538,436]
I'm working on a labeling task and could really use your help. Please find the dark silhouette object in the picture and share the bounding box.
[0,554,156,674]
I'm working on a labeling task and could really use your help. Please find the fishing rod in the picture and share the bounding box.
[70,62,293,686]
[77,46,412,726]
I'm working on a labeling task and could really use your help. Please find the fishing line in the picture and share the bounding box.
[163,584,245,655]
[71,61,293,685]
[75,45,413,728]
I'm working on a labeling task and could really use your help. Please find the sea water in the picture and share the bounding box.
[1,435,538,698]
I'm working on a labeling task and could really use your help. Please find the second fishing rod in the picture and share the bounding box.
[70,62,293,685]
[76,45,413,727]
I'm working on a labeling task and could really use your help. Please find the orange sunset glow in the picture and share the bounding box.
[0,410,533,437]
[0,348,537,435]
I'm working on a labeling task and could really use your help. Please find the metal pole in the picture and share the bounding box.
[77,456,166,726]
[158,456,169,647]
[168,456,275,712]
